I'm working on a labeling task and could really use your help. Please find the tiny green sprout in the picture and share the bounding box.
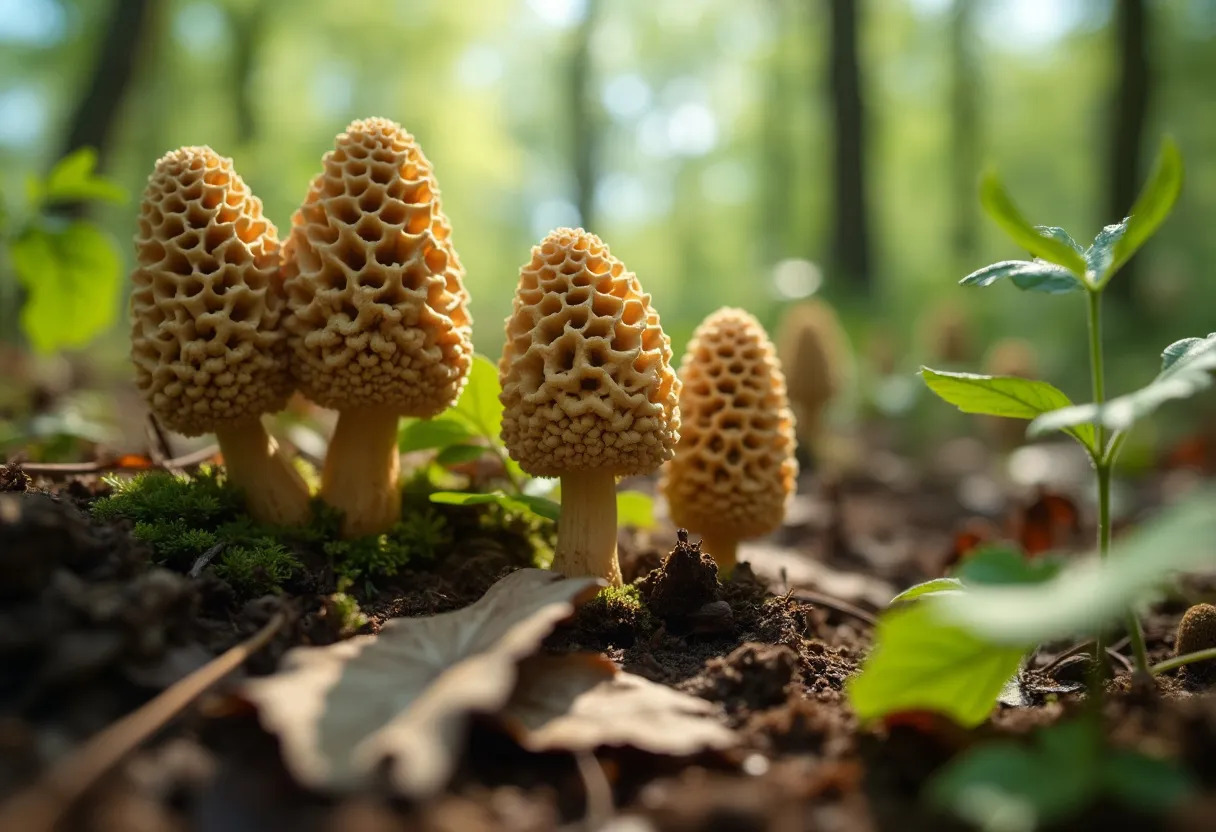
[132,520,219,569]
[92,468,243,527]
[328,579,370,637]
[324,507,452,586]
[213,541,302,597]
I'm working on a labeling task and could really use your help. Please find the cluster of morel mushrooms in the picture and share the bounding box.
[130,116,828,586]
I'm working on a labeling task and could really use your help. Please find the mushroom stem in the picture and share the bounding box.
[696,530,739,574]
[214,421,311,527]
[554,471,621,586]
[321,406,402,538]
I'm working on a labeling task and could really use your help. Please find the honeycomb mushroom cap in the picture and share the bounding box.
[663,308,798,541]
[283,117,472,415]
[130,146,291,437]
[1176,603,1216,658]
[776,299,848,410]
[500,228,680,478]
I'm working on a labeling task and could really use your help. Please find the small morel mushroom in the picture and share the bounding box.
[499,228,680,585]
[1175,603,1216,683]
[130,147,310,526]
[775,299,850,453]
[662,308,797,571]
[918,299,974,365]
[283,117,473,538]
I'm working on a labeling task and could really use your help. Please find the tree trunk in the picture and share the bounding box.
[950,0,980,270]
[760,0,797,262]
[231,3,275,146]
[570,0,599,231]
[1108,0,1150,297]
[825,0,871,292]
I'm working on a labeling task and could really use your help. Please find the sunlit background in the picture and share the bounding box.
[1,0,1215,462]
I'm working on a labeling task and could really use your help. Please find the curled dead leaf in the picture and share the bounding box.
[241,569,600,796]
[501,654,737,755]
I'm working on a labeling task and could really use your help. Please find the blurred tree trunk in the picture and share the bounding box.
[1107,0,1151,297]
[570,0,599,230]
[58,0,155,167]
[950,0,980,270]
[231,2,276,146]
[760,0,798,262]
[825,0,871,292]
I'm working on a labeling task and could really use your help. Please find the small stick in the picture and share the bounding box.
[145,413,174,467]
[17,445,220,477]
[1040,637,1133,675]
[1151,646,1216,676]
[792,589,878,627]
[0,612,287,832]
[573,751,614,830]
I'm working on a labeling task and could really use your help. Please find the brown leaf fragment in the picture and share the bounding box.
[240,569,600,796]
[501,653,737,755]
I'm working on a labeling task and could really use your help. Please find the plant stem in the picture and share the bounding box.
[1151,647,1216,676]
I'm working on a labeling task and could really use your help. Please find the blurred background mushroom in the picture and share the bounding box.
[128,146,310,525]
[499,227,680,585]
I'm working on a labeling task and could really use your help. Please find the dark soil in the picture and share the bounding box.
[2,460,1215,832]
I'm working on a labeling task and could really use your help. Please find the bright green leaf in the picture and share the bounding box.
[616,490,656,530]
[1085,221,1126,285]
[936,490,1216,645]
[10,223,121,353]
[429,490,559,522]
[952,546,1064,586]
[921,368,1096,452]
[959,260,1083,294]
[846,601,1028,727]
[429,491,502,508]
[1105,137,1183,282]
[436,444,489,465]
[1028,333,1216,438]
[1035,226,1085,255]
[508,493,561,522]
[398,416,476,453]
[42,148,127,206]
[888,577,963,604]
[979,172,1088,277]
[449,354,503,443]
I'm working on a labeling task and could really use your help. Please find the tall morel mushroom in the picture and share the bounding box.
[775,298,850,454]
[283,117,473,538]
[500,228,680,585]
[130,146,310,526]
[662,308,797,572]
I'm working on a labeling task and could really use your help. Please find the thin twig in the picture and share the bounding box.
[0,612,287,832]
[573,751,614,831]
[792,589,878,627]
[1039,637,1133,675]
[16,445,220,477]
[1152,646,1216,676]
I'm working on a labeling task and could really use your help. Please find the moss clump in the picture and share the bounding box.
[324,508,451,587]
[213,542,302,597]
[1176,603,1216,684]
[132,519,219,569]
[326,581,370,637]
[92,469,243,527]
[573,583,656,647]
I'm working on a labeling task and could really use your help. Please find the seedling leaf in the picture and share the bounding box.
[616,490,656,529]
[40,147,127,205]
[10,223,121,353]
[846,601,1027,727]
[241,569,600,796]
[398,416,476,453]
[979,172,1088,277]
[920,368,1096,452]
[449,354,504,441]
[429,490,560,522]
[959,260,1084,294]
[952,546,1064,586]
[1028,333,1216,437]
[436,444,489,465]
[888,577,963,604]
[1106,136,1183,281]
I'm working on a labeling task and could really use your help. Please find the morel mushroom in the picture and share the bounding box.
[130,146,310,526]
[1175,603,1216,683]
[775,299,850,453]
[662,308,797,571]
[283,117,473,538]
[499,228,680,585]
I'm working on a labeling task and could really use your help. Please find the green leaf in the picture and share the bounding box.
[979,172,1088,277]
[952,546,1064,586]
[921,368,1096,452]
[846,601,1028,727]
[429,490,560,522]
[1101,750,1196,814]
[888,577,964,604]
[40,148,127,206]
[10,223,121,353]
[959,260,1084,294]
[1028,333,1216,437]
[1084,221,1126,285]
[1105,137,1183,282]
[936,490,1216,645]
[616,490,656,529]
[398,416,476,453]
[449,354,504,443]
[1035,226,1085,255]
[436,444,489,465]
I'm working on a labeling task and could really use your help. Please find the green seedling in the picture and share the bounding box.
[0,148,127,352]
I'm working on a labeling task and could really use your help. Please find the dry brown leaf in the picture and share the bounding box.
[240,569,600,796]
[502,654,737,755]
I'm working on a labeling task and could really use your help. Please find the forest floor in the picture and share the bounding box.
[2,440,1216,832]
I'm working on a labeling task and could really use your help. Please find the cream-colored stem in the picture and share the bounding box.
[696,530,739,575]
[321,406,402,538]
[214,421,311,527]
[553,471,621,586]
